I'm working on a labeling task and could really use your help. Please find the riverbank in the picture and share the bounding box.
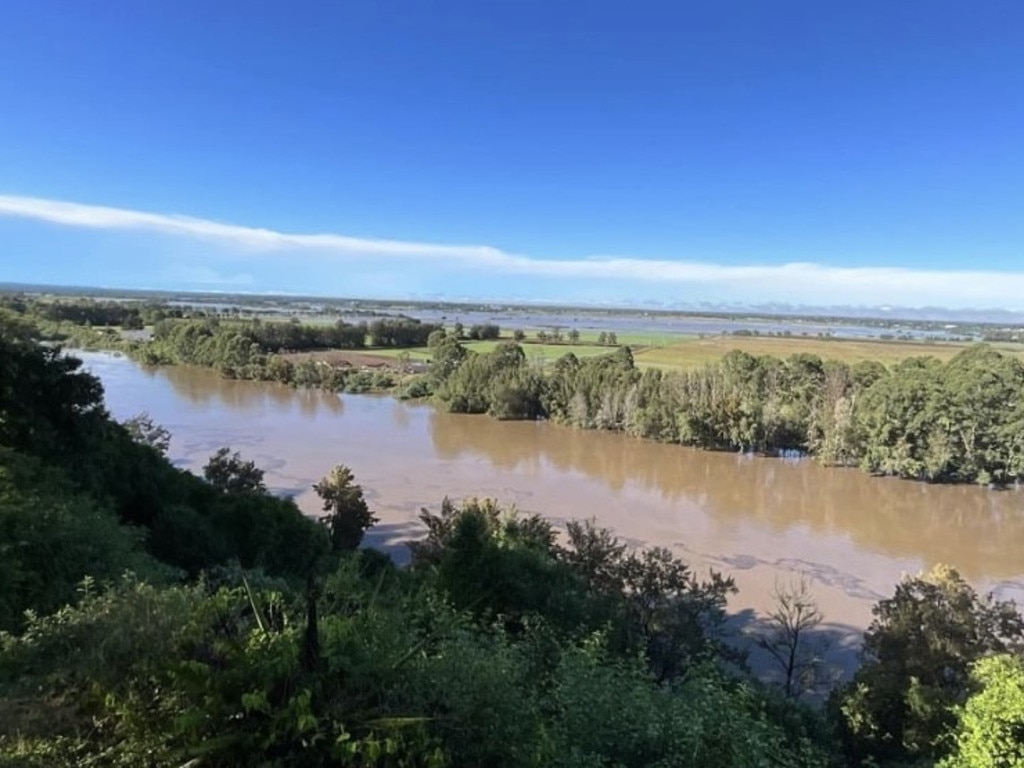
[79,351,1024,668]
[27,300,1024,486]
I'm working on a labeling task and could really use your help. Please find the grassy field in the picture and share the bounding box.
[632,335,1002,369]
[366,339,615,363]
[235,316,1003,370]
[333,332,1024,372]
[360,346,434,362]
[468,340,615,360]
[513,329,680,347]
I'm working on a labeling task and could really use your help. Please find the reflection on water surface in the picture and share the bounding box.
[81,351,1024,631]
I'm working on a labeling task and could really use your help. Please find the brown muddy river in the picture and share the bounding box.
[80,351,1024,659]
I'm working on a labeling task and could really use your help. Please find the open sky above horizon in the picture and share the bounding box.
[2,2,1024,309]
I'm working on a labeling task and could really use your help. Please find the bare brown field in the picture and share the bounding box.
[277,349,405,368]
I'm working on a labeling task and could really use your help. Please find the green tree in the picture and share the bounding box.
[0,330,105,462]
[426,327,447,348]
[0,451,160,633]
[561,518,627,596]
[429,336,467,382]
[314,465,377,551]
[940,654,1024,768]
[121,412,171,455]
[203,447,267,494]
[619,546,735,681]
[840,564,1024,763]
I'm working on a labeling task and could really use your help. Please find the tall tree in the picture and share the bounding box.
[757,577,828,699]
[314,465,377,551]
[840,564,1024,763]
[203,447,266,494]
[122,412,171,455]
[940,654,1024,768]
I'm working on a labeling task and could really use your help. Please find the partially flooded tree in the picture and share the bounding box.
[314,464,377,551]
[757,576,828,699]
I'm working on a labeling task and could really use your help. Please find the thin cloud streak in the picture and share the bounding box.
[3,193,1024,305]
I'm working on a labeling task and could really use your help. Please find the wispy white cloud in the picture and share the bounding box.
[0,193,510,262]
[2,192,1024,307]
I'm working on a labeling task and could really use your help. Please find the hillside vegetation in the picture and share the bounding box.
[3,313,1024,765]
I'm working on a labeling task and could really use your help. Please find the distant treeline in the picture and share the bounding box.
[367,317,443,347]
[458,321,502,340]
[0,296,446,352]
[151,316,369,355]
[0,297,450,393]
[134,318,415,392]
[428,335,1024,485]
[9,295,1024,486]
[12,297,186,329]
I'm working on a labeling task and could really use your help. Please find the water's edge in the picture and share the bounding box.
[78,351,1024,683]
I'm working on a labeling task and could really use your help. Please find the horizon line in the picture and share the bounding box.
[4,192,1024,308]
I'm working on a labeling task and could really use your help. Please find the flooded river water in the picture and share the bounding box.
[80,351,1024,654]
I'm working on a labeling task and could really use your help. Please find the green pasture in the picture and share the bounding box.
[353,329,1024,372]
[632,334,1001,370]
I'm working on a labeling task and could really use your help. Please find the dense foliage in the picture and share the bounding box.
[25,297,182,329]
[133,317,404,392]
[0,316,329,629]
[0,297,430,392]
[430,337,1024,485]
[368,318,443,347]
[465,322,501,340]
[939,654,1024,767]
[837,565,1024,763]
[0,321,845,766]
[144,317,366,367]
[12,296,1024,486]
[4,311,1024,766]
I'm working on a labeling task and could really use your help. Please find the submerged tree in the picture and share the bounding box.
[314,464,377,551]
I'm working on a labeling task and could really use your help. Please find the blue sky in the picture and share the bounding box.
[2,1,1024,308]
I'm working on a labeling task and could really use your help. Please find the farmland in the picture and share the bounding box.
[327,331,1019,372]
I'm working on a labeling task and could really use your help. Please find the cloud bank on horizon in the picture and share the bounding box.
[2,193,1022,309]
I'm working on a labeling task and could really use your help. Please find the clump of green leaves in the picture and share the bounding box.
[838,564,1024,763]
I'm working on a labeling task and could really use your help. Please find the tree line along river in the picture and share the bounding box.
[79,350,1024,653]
